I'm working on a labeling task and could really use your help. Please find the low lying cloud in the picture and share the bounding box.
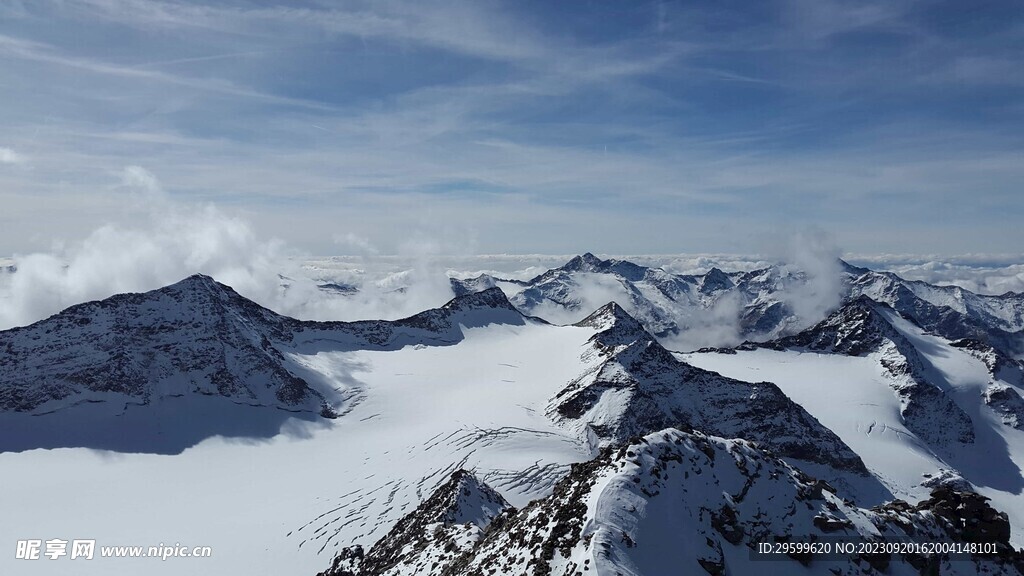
[0,167,458,330]
[777,229,845,329]
[849,254,1024,296]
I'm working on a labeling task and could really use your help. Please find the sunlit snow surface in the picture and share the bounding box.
[683,306,1024,546]
[0,321,595,575]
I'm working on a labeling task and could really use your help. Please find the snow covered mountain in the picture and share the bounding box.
[685,292,1024,552]
[0,274,325,416]
[3,271,1024,576]
[762,296,977,450]
[451,254,1024,357]
[551,301,867,474]
[453,253,802,344]
[0,276,527,453]
[321,430,1023,576]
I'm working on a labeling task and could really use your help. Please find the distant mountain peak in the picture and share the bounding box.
[574,301,646,334]
[164,273,224,293]
[442,286,518,313]
[698,267,733,293]
[768,294,899,356]
[560,252,606,272]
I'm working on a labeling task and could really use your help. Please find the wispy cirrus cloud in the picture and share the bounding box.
[0,0,1021,257]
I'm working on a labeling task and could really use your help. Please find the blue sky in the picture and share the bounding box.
[0,0,1021,255]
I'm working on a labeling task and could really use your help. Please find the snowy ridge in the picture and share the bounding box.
[450,254,1024,357]
[756,295,977,450]
[330,429,1022,576]
[550,302,869,474]
[849,271,1024,357]
[0,282,535,453]
[317,470,512,576]
[0,274,325,416]
[293,287,528,352]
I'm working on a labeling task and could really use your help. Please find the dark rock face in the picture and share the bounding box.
[0,274,326,415]
[318,470,512,576]
[848,271,1024,358]
[761,296,977,450]
[985,384,1024,430]
[552,303,869,474]
[317,282,359,295]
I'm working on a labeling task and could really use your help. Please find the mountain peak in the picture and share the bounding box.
[769,294,898,356]
[442,286,517,313]
[839,258,870,276]
[161,273,235,300]
[574,301,641,330]
[561,252,606,272]
[699,267,733,293]
[437,470,512,528]
[170,272,218,287]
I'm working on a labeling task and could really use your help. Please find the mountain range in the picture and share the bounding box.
[2,254,1024,575]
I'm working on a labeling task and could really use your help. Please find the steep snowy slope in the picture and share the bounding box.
[551,302,868,476]
[685,297,1024,545]
[762,296,977,450]
[321,430,1023,576]
[0,274,324,416]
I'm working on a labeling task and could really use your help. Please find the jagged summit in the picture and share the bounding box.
[573,301,653,350]
[442,286,518,313]
[771,294,903,356]
[698,266,733,294]
[318,470,512,576]
[427,470,511,528]
[838,258,871,276]
[153,273,247,302]
[560,252,605,272]
[341,428,1023,576]
[574,300,640,329]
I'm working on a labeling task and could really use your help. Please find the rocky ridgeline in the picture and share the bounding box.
[319,429,1024,576]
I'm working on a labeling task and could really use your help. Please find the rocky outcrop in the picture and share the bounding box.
[550,303,869,473]
[321,429,1024,576]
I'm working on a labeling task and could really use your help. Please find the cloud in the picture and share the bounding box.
[0,147,26,164]
[0,167,464,330]
[1,0,1023,258]
[848,253,1024,296]
[776,229,845,328]
[120,165,162,195]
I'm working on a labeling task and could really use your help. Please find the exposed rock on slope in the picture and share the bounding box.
[761,296,976,449]
[549,302,868,473]
[0,274,328,415]
[0,282,534,453]
[320,429,1024,576]
[317,470,512,576]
